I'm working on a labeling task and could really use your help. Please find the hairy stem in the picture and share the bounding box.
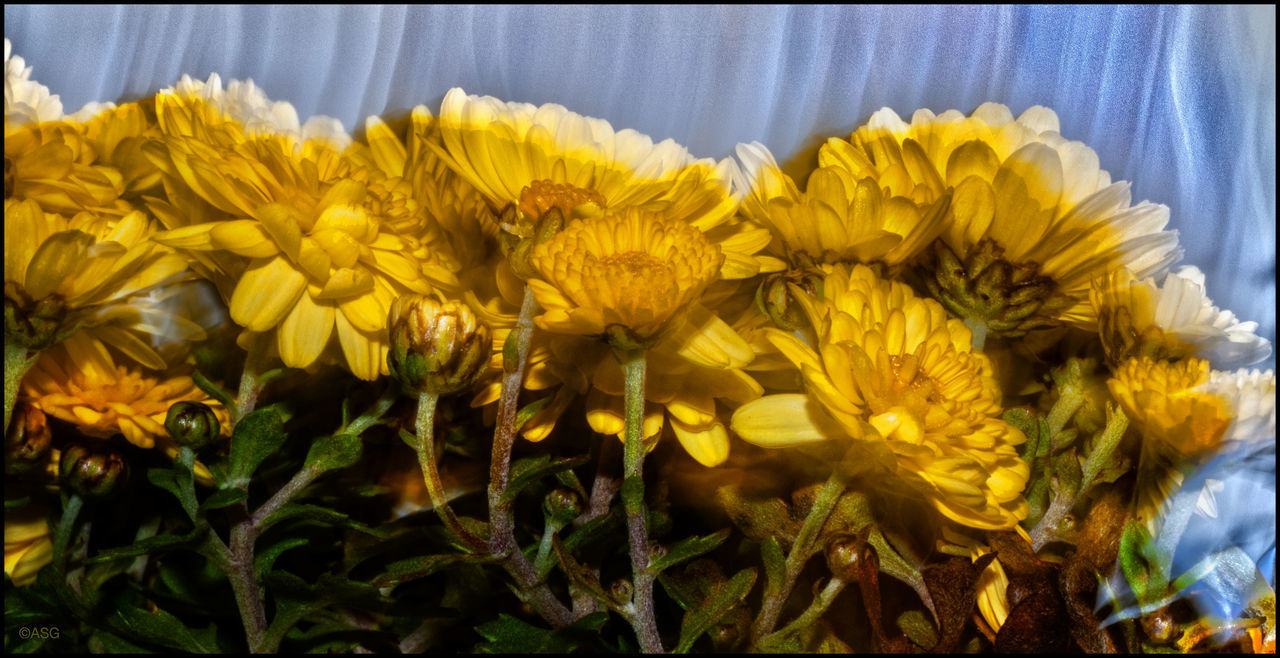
[4,342,39,435]
[621,349,663,653]
[234,332,273,423]
[338,384,399,437]
[751,474,847,645]
[771,577,847,640]
[415,391,488,553]
[227,501,267,653]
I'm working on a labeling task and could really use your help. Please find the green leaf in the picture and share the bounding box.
[89,631,153,653]
[370,554,501,588]
[304,433,363,474]
[760,537,786,599]
[85,525,209,565]
[674,567,757,653]
[475,612,607,654]
[499,455,589,504]
[254,537,310,580]
[867,526,934,620]
[225,408,286,489]
[551,537,614,609]
[191,370,234,410]
[515,396,553,432]
[198,487,247,513]
[109,603,218,653]
[561,508,623,554]
[147,467,198,522]
[648,529,730,574]
[257,503,387,537]
[897,609,938,650]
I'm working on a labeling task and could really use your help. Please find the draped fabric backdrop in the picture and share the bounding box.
[5,1,1276,598]
[6,5,1274,362]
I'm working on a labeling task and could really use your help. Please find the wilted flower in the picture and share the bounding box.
[731,264,1029,530]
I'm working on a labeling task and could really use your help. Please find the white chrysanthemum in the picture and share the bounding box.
[1201,368,1276,442]
[1093,266,1272,368]
[164,73,350,148]
[4,38,62,126]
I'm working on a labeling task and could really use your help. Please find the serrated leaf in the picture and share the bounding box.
[304,433,362,474]
[147,453,198,522]
[897,609,937,650]
[499,455,589,504]
[226,408,286,489]
[475,614,554,653]
[370,553,501,588]
[715,485,797,543]
[561,508,623,554]
[674,567,756,653]
[198,487,247,512]
[649,529,729,574]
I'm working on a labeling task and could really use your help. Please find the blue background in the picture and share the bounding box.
[5,5,1275,364]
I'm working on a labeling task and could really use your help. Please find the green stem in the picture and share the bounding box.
[227,501,267,653]
[620,349,663,653]
[751,473,847,645]
[234,332,272,423]
[533,518,569,580]
[337,384,398,436]
[414,391,488,553]
[770,577,847,640]
[4,342,39,435]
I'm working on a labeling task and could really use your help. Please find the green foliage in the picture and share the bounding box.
[303,433,363,474]
[225,408,286,489]
[474,612,608,653]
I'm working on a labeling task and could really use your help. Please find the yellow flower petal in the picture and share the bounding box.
[228,257,308,331]
[277,291,335,368]
[731,393,848,447]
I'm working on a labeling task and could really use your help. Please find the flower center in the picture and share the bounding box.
[518,179,606,222]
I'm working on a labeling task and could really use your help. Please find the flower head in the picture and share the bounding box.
[5,38,61,127]
[21,333,230,457]
[528,208,724,347]
[733,141,949,268]
[4,506,52,587]
[1092,266,1272,369]
[148,84,457,379]
[731,264,1029,530]
[829,104,1181,334]
[387,295,492,395]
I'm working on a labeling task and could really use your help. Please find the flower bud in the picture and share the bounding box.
[387,296,492,396]
[58,444,128,498]
[825,532,875,582]
[1141,608,1179,646]
[6,402,52,474]
[164,401,221,449]
[609,578,634,605]
[755,268,822,331]
[542,487,582,525]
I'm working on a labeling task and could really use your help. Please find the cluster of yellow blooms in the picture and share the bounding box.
[4,37,1273,627]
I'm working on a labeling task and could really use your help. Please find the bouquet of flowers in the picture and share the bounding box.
[4,36,1274,653]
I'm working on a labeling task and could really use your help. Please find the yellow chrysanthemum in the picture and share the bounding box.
[528,208,723,345]
[20,334,228,467]
[5,119,127,216]
[1092,266,1272,369]
[731,264,1029,530]
[147,87,457,380]
[4,198,191,366]
[733,141,949,268]
[1108,357,1232,458]
[825,104,1181,334]
[4,506,52,587]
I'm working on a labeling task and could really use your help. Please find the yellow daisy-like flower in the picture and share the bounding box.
[5,38,62,128]
[731,264,1029,530]
[528,207,723,346]
[5,119,127,216]
[825,104,1181,334]
[434,87,739,228]
[1092,266,1272,369]
[733,141,949,268]
[21,334,229,462]
[147,86,454,380]
[4,506,52,587]
[4,198,190,366]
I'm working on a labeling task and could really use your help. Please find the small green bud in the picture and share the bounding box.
[542,487,582,525]
[5,402,52,474]
[387,295,493,396]
[824,532,876,582]
[5,282,78,350]
[609,578,634,605]
[58,444,128,498]
[164,401,221,449]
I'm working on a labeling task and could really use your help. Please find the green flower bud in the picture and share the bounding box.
[925,239,1068,338]
[164,401,221,449]
[387,296,493,396]
[609,578,634,605]
[5,402,51,474]
[755,268,823,331]
[542,487,582,526]
[58,444,128,498]
[825,532,876,582]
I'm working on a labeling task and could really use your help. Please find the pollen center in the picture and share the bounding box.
[519,179,606,221]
